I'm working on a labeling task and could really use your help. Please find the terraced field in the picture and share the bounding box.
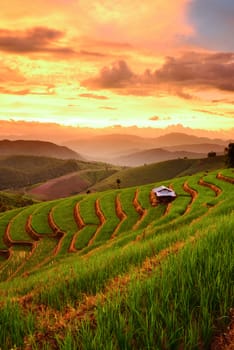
[0,168,233,349]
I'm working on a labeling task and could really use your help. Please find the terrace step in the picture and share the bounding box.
[132,189,147,230]
[4,221,35,249]
[183,181,198,214]
[74,202,85,229]
[25,215,43,240]
[88,199,106,246]
[111,194,127,238]
[198,178,222,196]
[48,208,66,239]
[217,173,234,184]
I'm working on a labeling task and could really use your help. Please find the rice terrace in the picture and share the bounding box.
[0,168,233,349]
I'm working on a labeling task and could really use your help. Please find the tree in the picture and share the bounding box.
[116,178,121,189]
[225,143,234,167]
[208,151,216,158]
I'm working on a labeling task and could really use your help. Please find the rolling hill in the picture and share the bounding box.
[0,167,233,349]
[0,155,120,194]
[113,147,206,166]
[64,132,230,165]
[27,166,121,200]
[89,156,226,192]
[22,156,226,199]
[164,142,226,154]
[0,139,83,160]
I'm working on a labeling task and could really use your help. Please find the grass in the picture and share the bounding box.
[0,167,233,349]
[75,225,98,250]
[0,208,22,249]
[115,187,140,235]
[79,194,100,225]
[9,205,38,242]
[0,245,32,282]
[52,195,84,255]
[75,214,233,350]
[90,156,226,192]
[30,200,60,234]
[0,300,34,350]
[93,191,120,244]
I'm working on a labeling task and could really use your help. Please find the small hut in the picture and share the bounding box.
[152,185,176,204]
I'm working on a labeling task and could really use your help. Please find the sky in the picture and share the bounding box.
[0,0,233,138]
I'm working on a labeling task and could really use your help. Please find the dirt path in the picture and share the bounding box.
[217,173,234,185]
[132,188,147,230]
[68,202,86,252]
[111,194,127,239]
[87,199,106,246]
[149,190,157,206]
[183,181,198,215]
[73,202,85,229]
[48,209,66,256]
[4,219,35,248]
[198,178,222,196]
[25,215,43,240]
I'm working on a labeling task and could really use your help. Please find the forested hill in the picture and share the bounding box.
[0,139,83,160]
[0,155,83,190]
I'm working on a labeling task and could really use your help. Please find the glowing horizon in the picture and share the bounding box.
[0,0,233,136]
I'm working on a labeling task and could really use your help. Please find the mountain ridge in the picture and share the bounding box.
[0,139,83,160]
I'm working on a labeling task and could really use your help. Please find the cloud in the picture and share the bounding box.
[79,93,109,100]
[149,116,160,121]
[0,87,30,95]
[83,60,135,89]
[82,52,234,96]
[153,52,234,92]
[193,109,226,117]
[0,84,55,96]
[0,62,25,83]
[99,106,117,110]
[149,116,172,121]
[0,27,76,56]
[79,50,106,58]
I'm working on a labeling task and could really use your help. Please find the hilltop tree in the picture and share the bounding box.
[225,143,234,167]
[116,178,121,189]
[208,151,216,158]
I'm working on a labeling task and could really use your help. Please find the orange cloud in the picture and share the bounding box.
[149,116,160,121]
[83,60,136,89]
[83,52,234,95]
[99,106,117,110]
[79,93,109,100]
[149,116,172,121]
[0,63,25,82]
[0,27,75,55]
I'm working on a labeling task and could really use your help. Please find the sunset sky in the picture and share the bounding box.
[0,0,233,138]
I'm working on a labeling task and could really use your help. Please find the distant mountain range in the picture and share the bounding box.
[64,132,230,166]
[0,133,231,167]
[112,148,206,167]
[0,140,83,160]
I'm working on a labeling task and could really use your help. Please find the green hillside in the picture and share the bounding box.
[0,191,37,212]
[0,155,119,192]
[90,155,226,192]
[0,167,233,349]
[0,139,83,160]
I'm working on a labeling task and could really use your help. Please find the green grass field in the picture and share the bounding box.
[0,167,233,349]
